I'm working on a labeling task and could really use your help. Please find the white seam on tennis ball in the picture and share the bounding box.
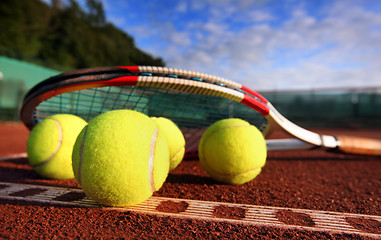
[32,119,63,168]
[77,126,88,186]
[148,127,159,192]
[171,144,185,161]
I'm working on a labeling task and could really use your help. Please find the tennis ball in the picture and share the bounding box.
[152,117,185,171]
[27,114,87,180]
[198,118,267,185]
[72,109,170,207]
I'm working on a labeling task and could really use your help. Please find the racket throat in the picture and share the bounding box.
[266,104,338,149]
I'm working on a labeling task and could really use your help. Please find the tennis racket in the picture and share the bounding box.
[20,66,381,156]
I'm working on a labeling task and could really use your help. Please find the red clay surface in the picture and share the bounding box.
[0,122,380,239]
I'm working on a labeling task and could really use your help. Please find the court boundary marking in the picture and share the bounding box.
[0,182,380,238]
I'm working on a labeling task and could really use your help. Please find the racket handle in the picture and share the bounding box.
[336,135,381,156]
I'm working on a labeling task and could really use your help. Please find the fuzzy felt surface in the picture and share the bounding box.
[199,118,267,185]
[152,117,185,171]
[27,114,87,180]
[72,110,170,207]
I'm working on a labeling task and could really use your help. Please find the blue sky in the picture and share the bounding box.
[46,0,381,91]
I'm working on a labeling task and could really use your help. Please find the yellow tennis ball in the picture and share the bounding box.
[27,114,87,180]
[199,118,267,185]
[152,117,185,171]
[72,110,170,207]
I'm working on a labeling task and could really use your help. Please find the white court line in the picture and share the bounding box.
[0,152,27,161]
[0,182,380,238]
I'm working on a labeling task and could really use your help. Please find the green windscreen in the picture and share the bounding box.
[263,90,381,128]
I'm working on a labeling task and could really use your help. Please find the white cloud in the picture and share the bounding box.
[155,0,381,90]
[175,2,187,12]
[248,10,274,22]
[101,0,381,91]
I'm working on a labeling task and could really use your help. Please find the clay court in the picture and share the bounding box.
[0,122,380,239]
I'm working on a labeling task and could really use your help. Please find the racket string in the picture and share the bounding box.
[35,86,268,151]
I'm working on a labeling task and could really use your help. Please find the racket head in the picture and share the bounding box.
[20,66,271,155]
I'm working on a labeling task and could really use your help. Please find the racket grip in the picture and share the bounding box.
[336,135,381,156]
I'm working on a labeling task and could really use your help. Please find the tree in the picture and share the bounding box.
[86,0,106,27]
[0,0,165,70]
